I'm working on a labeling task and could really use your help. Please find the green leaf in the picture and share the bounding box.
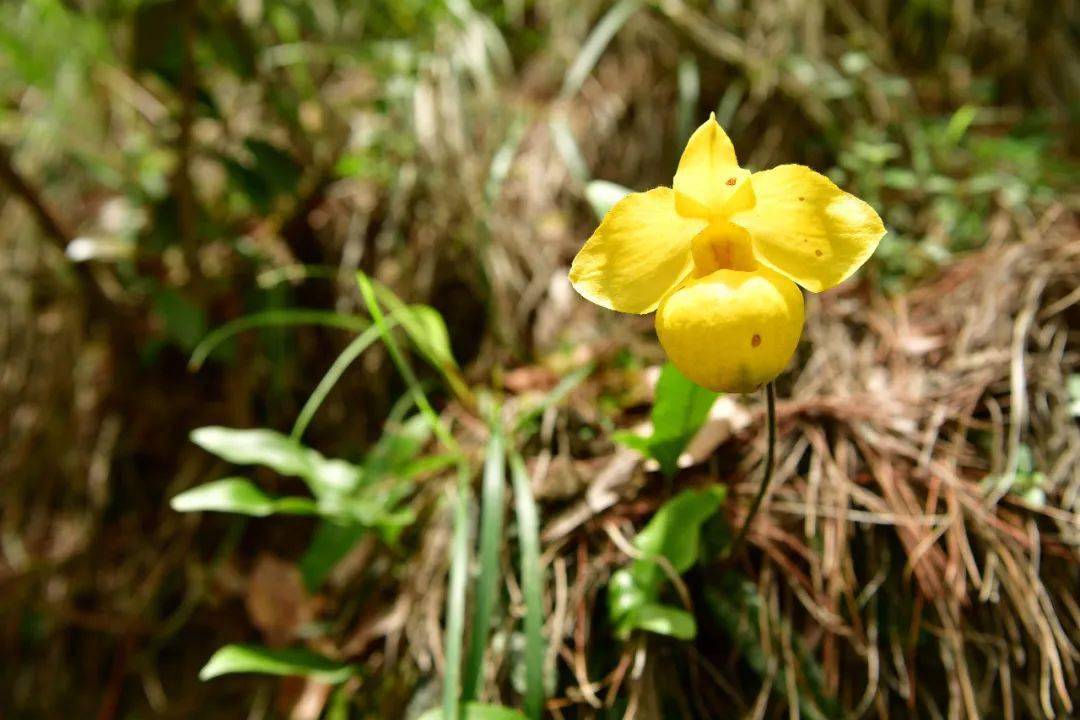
[463,422,506,702]
[615,363,719,477]
[608,486,726,639]
[633,485,727,574]
[418,703,528,720]
[199,644,355,683]
[189,427,361,497]
[630,603,697,640]
[648,364,720,476]
[170,478,317,517]
[1068,374,1080,417]
[367,280,471,403]
[190,427,316,478]
[443,466,472,719]
[510,454,545,720]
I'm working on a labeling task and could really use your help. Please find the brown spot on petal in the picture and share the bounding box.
[798,196,805,201]
[815,250,823,257]
[726,177,737,186]
[751,334,762,347]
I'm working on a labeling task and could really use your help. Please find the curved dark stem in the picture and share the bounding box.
[727,381,776,558]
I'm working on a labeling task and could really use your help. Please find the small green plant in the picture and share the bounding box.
[174,276,546,720]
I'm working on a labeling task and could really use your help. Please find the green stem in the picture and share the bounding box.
[728,381,776,558]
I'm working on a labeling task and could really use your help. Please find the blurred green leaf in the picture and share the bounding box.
[584,180,632,220]
[419,703,528,720]
[170,478,317,517]
[560,0,641,99]
[369,281,470,402]
[299,520,368,590]
[190,426,318,479]
[199,644,355,683]
[629,603,696,640]
[189,427,362,497]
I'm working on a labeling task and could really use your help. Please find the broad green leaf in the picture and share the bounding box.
[634,485,727,574]
[170,478,317,517]
[615,363,719,477]
[630,603,696,640]
[648,364,720,477]
[419,704,528,720]
[199,644,355,683]
[189,427,361,497]
[190,427,316,478]
[608,486,726,639]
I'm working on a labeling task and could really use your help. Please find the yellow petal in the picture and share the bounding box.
[569,187,707,314]
[673,114,753,217]
[729,164,885,292]
[655,267,804,393]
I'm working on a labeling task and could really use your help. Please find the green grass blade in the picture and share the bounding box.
[290,315,403,441]
[513,362,594,433]
[443,464,472,720]
[463,421,506,701]
[356,273,460,454]
[510,453,544,719]
[188,310,369,371]
[560,0,642,99]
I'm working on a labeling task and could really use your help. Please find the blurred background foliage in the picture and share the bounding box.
[1,0,1078,718]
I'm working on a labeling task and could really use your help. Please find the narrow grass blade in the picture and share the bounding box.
[189,310,368,370]
[443,464,472,720]
[463,422,506,701]
[510,453,544,719]
[513,362,594,433]
[290,316,403,441]
[676,54,700,143]
[560,0,642,99]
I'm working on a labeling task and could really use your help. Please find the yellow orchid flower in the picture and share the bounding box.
[570,114,885,393]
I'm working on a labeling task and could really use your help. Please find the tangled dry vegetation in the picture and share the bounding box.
[1,0,1078,718]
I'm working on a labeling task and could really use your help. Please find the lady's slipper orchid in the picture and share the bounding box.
[570,114,885,393]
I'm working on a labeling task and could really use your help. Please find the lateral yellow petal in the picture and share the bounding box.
[569,188,707,314]
[730,165,886,292]
[672,114,752,217]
